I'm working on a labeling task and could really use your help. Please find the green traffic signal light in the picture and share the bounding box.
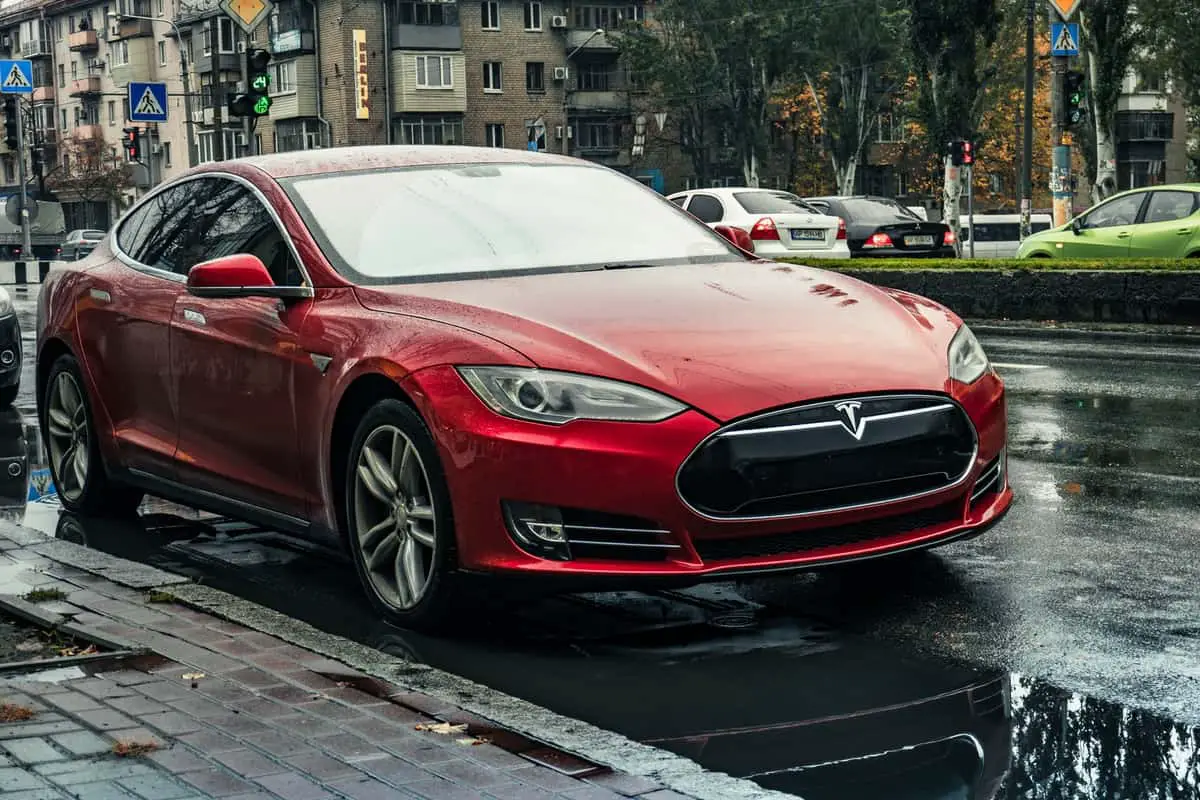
[253,95,272,115]
[251,74,270,92]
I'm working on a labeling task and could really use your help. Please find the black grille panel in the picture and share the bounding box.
[677,394,977,519]
[693,500,964,561]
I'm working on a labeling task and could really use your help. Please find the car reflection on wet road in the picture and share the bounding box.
[7,287,1200,798]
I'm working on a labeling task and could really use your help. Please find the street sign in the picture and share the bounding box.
[1050,22,1080,56]
[128,81,169,123]
[1048,0,1081,20]
[220,0,274,35]
[0,60,33,94]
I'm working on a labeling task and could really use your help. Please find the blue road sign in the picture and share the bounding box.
[128,81,169,123]
[0,60,33,94]
[1050,22,1080,56]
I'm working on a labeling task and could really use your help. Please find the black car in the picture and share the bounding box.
[0,288,20,407]
[804,195,958,258]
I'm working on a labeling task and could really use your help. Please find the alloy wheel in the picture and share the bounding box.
[352,424,438,610]
[46,372,89,503]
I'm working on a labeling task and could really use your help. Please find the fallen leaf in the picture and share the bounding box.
[414,722,468,735]
[181,673,205,681]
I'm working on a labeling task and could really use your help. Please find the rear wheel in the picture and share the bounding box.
[42,355,143,516]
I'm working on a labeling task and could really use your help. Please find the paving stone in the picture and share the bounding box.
[134,682,194,704]
[462,744,531,770]
[381,738,457,766]
[342,716,416,743]
[223,794,278,800]
[194,682,260,705]
[281,671,341,692]
[404,777,489,799]
[583,774,667,797]
[0,722,81,740]
[223,668,285,690]
[230,697,293,719]
[430,757,510,788]
[261,685,322,704]
[174,628,236,646]
[74,709,138,732]
[364,703,426,725]
[0,693,48,712]
[637,792,694,800]
[107,695,172,717]
[176,729,245,755]
[105,727,168,749]
[241,731,312,759]
[482,783,557,800]
[206,621,256,636]
[146,746,214,774]
[115,773,197,800]
[296,699,362,723]
[247,653,316,672]
[177,769,260,797]
[67,680,138,700]
[560,786,627,800]
[207,639,264,657]
[308,732,388,762]
[213,748,291,779]
[0,766,51,791]
[253,771,337,800]
[95,671,163,687]
[236,632,290,650]
[138,712,205,736]
[328,776,411,800]
[3,737,68,764]
[42,691,104,713]
[4,788,72,800]
[66,781,139,800]
[266,713,330,740]
[39,759,157,784]
[166,695,232,720]
[508,766,591,793]
[283,751,362,782]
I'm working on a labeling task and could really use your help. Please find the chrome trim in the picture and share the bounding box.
[110,171,314,290]
[569,540,682,550]
[674,392,981,523]
[717,402,957,439]
[970,458,1002,504]
[562,524,671,535]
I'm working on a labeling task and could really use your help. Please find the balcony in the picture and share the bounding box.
[32,86,54,103]
[392,23,462,50]
[110,17,155,40]
[271,27,315,55]
[195,51,243,75]
[74,124,104,142]
[69,76,102,97]
[34,129,57,147]
[566,28,619,53]
[20,39,53,58]
[69,30,100,51]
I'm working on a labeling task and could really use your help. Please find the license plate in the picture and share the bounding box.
[905,235,935,246]
[791,229,825,241]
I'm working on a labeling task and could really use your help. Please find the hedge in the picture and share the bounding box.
[774,257,1200,271]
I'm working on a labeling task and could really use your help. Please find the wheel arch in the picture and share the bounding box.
[36,337,74,416]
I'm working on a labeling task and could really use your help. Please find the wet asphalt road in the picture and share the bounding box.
[5,287,1200,798]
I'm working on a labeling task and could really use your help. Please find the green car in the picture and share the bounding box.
[1017,183,1200,259]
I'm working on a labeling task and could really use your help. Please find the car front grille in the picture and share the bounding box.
[676,394,978,520]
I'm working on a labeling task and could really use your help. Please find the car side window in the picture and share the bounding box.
[686,194,724,224]
[182,178,304,286]
[120,182,205,272]
[1143,191,1197,224]
[1083,193,1145,229]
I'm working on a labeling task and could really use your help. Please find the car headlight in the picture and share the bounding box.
[457,366,686,425]
[948,324,990,384]
[0,288,13,317]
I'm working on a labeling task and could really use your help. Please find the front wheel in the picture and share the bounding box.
[344,399,461,631]
[42,355,143,516]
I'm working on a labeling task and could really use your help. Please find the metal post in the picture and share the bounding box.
[213,85,225,161]
[967,163,975,258]
[241,30,253,156]
[177,24,198,167]
[15,99,31,258]
[1020,0,1034,240]
[1050,49,1071,228]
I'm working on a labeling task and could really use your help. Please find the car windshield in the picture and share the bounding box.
[734,192,818,215]
[283,163,739,284]
[840,198,923,224]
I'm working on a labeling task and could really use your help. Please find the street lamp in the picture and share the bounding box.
[108,11,197,169]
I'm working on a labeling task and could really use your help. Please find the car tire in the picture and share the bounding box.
[42,354,144,516]
[344,398,462,631]
[0,385,16,408]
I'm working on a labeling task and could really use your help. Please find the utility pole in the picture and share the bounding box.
[213,84,226,161]
[1020,0,1034,240]
[241,31,254,156]
[15,98,31,258]
[1048,0,1082,228]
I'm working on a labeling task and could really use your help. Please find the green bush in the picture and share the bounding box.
[775,257,1200,271]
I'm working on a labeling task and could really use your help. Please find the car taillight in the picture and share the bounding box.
[864,232,893,249]
[836,218,847,240]
[750,217,779,241]
[943,229,957,246]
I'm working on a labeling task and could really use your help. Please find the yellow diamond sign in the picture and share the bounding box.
[1048,0,1081,20]
[220,0,274,35]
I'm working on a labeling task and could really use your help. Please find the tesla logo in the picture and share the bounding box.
[834,401,867,440]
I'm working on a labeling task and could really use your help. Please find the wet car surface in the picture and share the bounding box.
[8,289,1200,797]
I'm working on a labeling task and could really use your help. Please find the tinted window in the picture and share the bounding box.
[734,191,817,215]
[182,179,303,285]
[839,198,921,224]
[686,194,724,223]
[1143,190,1197,224]
[668,195,687,207]
[1084,193,1144,228]
[118,183,201,271]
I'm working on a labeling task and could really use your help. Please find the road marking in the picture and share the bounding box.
[993,362,1050,370]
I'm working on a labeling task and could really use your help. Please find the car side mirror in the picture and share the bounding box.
[1071,217,1083,235]
[713,224,754,253]
[186,253,312,301]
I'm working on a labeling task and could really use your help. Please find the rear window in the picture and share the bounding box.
[840,199,922,224]
[734,192,817,215]
[82,231,105,240]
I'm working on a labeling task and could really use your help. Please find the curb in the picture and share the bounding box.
[970,319,1200,345]
[0,519,794,800]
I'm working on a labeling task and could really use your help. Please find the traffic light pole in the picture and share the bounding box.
[1020,0,1034,241]
[241,31,255,156]
[1050,50,1072,228]
[14,100,31,258]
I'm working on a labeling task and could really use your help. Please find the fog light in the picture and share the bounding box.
[7,461,21,477]
[0,350,13,366]
[503,501,571,561]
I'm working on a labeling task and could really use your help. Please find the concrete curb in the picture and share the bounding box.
[840,269,1200,326]
[0,519,796,800]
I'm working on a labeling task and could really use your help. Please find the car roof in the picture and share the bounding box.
[668,187,792,198]
[187,145,584,181]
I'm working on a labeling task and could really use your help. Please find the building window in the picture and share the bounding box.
[71,62,78,79]
[481,0,499,29]
[396,0,458,25]
[577,62,610,90]
[202,17,236,55]
[485,123,504,147]
[57,64,64,88]
[1117,111,1174,141]
[197,130,241,163]
[415,55,452,88]
[60,108,67,130]
[255,133,263,154]
[1136,70,1165,94]
[876,112,904,143]
[112,40,130,66]
[163,141,171,166]
[578,120,618,149]
[157,0,164,14]
[158,40,166,65]
[525,119,546,150]
[483,61,502,92]
[395,114,464,144]
[275,118,324,151]
[108,100,115,124]
[524,1,542,29]
[572,4,643,30]
[271,60,296,93]
[525,62,544,92]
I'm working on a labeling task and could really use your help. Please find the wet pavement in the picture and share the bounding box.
[7,289,1200,798]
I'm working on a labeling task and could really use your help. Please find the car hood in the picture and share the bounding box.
[355,261,959,422]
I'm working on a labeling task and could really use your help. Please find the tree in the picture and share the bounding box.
[45,136,134,210]
[1077,0,1139,201]
[1135,0,1200,180]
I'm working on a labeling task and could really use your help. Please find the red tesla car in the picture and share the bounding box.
[36,146,1011,630]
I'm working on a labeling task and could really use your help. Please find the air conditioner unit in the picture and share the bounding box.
[555,125,564,139]
[550,15,567,28]
[237,41,247,53]
[553,66,568,81]
[151,143,162,155]
[1,36,9,47]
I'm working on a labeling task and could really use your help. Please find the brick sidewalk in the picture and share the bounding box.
[0,529,690,800]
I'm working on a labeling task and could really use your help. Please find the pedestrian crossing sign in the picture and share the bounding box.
[128,81,169,123]
[0,60,33,94]
[1050,22,1080,56]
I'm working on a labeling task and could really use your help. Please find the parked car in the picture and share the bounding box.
[666,187,850,259]
[960,214,1053,258]
[62,229,107,261]
[804,196,958,258]
[1017,184,1200,259]
[37,145,1011,631]
[0,287,19,408]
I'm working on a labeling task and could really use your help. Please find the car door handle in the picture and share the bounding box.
[1178,227,1194,235]
[1116,231,1131,239]
[182,309,206,326]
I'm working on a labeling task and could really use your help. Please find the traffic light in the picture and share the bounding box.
[1063,70,1087,128]
[122,127,142,161]
[3,96,17,151]
[228,48,273,118]
[948,139,976,167]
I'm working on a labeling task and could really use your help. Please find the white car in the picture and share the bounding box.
[667,187,850,259]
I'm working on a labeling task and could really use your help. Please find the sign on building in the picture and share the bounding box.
[353,29,369,120]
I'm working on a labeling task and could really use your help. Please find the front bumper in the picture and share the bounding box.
[0,313,21,389]
[405,367,1011,583]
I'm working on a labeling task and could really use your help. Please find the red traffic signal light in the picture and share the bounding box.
[961,141,975,165]
[948,139,976,167]
[123,127,140,160]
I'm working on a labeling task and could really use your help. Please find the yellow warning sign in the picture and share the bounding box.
[1047,0,1081,20]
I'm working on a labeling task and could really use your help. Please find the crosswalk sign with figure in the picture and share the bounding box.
[0,60,33,94]
[1050,23,1080,56]
[128,81,169,123]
